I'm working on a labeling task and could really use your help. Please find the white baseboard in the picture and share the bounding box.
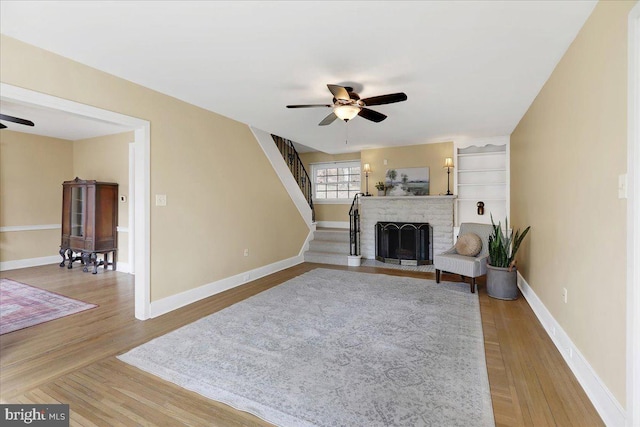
[0,255,61,271]
[316,221,349,229]
[0,254,132,275]
[116,262,131,274]
[149,254,304,318]
[517,272,626,426]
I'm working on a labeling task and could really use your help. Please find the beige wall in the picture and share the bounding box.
[74,131,133,264]
[0,35,309,301]
[510,0,633,405]
[0,131,73,261]
[361,142,453,196]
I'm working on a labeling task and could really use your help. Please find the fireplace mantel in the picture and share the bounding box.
[359,196,456,260]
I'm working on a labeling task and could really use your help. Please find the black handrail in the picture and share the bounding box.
[349,192,365,256]
[271,135,315,222]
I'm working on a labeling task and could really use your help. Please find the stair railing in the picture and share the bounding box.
[271,135,315,222]
[349,192,365,256]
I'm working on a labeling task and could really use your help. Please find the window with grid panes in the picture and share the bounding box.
[312,161,361,201]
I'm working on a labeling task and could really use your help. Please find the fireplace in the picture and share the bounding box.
[375,222,433,265]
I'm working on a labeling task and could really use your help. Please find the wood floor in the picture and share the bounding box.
[0,263,603,426]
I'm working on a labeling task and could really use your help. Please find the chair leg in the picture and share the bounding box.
[470,277,476,293]
[436,269,441,283]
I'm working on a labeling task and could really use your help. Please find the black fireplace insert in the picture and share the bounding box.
[375,222,433,265]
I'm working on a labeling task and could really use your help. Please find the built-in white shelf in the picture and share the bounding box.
[454,142,509,226]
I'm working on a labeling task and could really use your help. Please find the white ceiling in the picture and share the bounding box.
[0,99,133,141]
[0,1,597,154]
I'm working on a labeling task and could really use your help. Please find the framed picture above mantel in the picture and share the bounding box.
[385,167,430,196]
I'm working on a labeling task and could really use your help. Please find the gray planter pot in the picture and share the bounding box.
[486,264,519,300]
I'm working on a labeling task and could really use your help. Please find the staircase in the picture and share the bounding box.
[271,134,355,266]
[304,228,350,266]
[271,135,314,222]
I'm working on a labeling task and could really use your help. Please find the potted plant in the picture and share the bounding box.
[486,215,531,300]
[375,181,386,196]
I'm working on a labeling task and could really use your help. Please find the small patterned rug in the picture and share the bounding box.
[0,278,97,335]
[119,268,494,426]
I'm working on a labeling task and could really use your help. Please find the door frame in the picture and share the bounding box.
[0,83,151,320]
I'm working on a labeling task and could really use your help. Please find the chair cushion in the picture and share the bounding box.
[455,233,482,256]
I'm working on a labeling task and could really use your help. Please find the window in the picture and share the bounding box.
[312,161,361,202]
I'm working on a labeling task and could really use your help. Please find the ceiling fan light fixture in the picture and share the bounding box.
[333,104,361,121]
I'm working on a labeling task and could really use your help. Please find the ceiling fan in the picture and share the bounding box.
[287,84,407,126]
[0,113,35,129]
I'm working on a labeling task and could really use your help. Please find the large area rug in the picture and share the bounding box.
[0,278,97,335]
[118,268,494,426]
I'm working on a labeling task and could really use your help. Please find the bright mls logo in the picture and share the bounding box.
[1,404,69,426]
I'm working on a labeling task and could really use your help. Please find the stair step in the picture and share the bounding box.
[313,229,350,242]
[308,239,348,254]
[304,251,349,266]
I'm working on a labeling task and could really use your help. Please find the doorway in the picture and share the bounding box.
[0,83,151,320]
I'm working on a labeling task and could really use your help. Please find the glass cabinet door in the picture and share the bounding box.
[70,186,85,237]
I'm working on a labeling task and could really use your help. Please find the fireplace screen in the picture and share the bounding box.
[375,222,433,265]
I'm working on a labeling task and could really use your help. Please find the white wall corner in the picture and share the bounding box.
[516,272,626,427]
[627,4,640,426]
[250,126,313,229]
[149,254,304,318]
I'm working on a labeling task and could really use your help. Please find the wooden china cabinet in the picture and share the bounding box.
[59,177,118,274]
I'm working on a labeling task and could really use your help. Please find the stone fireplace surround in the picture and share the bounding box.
[359,196,455,261]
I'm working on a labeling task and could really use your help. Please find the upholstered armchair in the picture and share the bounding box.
[434,223,495,293]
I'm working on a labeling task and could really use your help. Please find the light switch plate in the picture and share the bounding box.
[156,194,167,206]
[618,174,628,199]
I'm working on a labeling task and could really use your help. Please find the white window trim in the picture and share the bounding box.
[311,160,361,204]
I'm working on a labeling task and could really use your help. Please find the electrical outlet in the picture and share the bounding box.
[562,287,568,304]
[243,249,249,257]
[155,194,167,206]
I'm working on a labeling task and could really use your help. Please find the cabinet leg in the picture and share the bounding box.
[92,253,99,274]
[82,252,91,272]
[67,249,74,269]
[59,247,67,267]
[112,250,117,271]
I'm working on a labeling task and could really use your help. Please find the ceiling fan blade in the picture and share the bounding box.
[318,112,338,126]
[358,108,387,123]
[0,113,35,127]
[361,92,408,106]
[327,84,350,101]
[286,104,332,108]
[0,123,6,129]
